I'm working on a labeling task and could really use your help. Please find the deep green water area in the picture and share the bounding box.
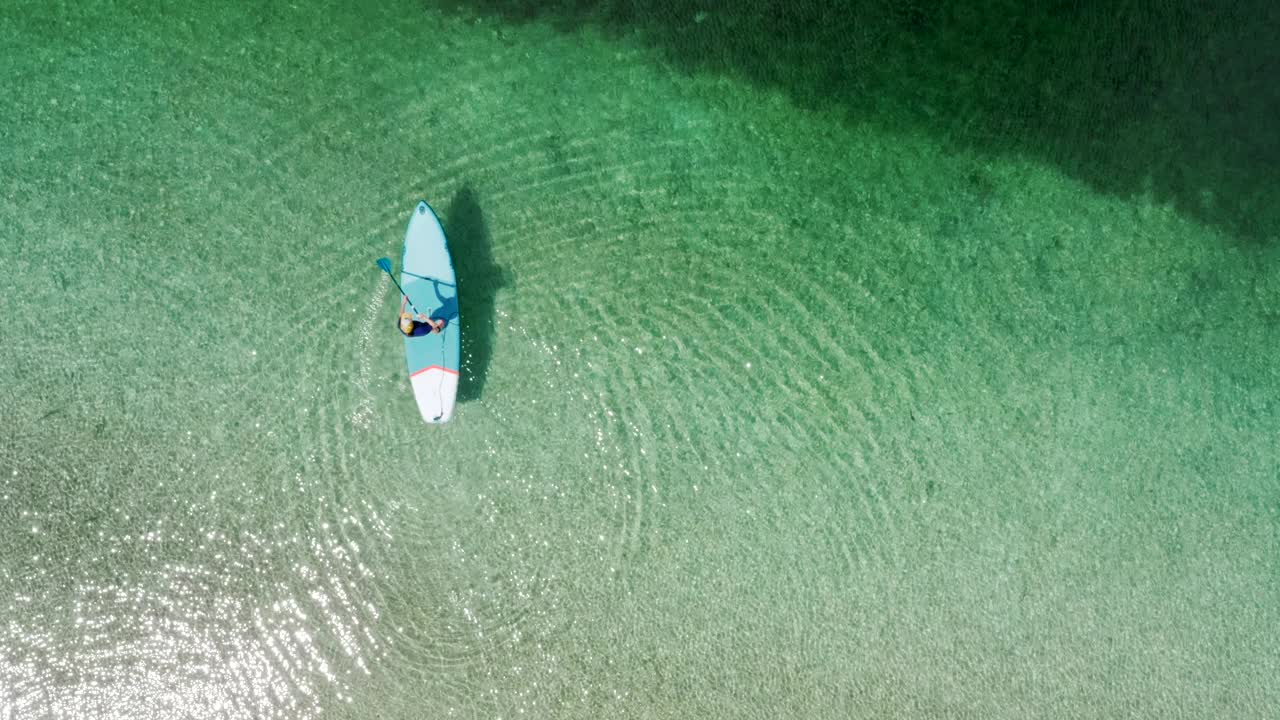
[2,1,1277,718]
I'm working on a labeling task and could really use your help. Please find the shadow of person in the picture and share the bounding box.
[428,280,459,323]
[446,184,512,402]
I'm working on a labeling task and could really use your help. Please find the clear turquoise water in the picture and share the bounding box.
[2,2,1278,718]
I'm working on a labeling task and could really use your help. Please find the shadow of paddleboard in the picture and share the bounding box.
[446,184,511,402]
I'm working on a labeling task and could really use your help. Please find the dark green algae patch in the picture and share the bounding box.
[447,0,1280,246]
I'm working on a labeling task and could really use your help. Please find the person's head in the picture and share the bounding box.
[399,313,413,336]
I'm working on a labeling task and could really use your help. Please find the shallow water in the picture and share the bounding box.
[2,2,1278,718]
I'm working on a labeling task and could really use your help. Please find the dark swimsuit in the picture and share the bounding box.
[403,319,445,337]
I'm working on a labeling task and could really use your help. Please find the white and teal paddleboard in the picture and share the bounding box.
[401,201,460,423]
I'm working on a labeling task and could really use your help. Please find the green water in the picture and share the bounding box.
[2,2,1278,718]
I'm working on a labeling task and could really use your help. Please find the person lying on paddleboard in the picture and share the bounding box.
[399,311,446,337]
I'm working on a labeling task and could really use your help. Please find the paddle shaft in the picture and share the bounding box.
[380,266,425,317]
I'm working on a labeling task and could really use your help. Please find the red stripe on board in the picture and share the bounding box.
[411,365,460,378]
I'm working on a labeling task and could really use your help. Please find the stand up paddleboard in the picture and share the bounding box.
[401,201,460,423]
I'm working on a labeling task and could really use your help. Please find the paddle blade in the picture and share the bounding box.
[376,257,392,274]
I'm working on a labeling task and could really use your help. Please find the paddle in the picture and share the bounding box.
[376,257,425,317]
